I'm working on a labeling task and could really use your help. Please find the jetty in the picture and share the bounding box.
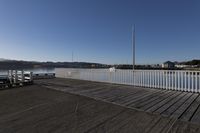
[1,68,200,132]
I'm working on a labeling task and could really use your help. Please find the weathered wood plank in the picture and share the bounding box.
[162,93,192,117]
[128,90,166,108]
[106,111,162,133]
[154,92,187,114]
[36,78,200,126]
[76,86,108,94]
[86,110,136,133]
[171,93,199,119]
[94,89,133,100]
[135,90,171,109]
[101,87,142,101]
[114,90,149,104]
[180,95,200,122]
[146,92,182,112]
[108,90,145,103]
[168,120,200,133]
[140,91,175,110]
[83,88,115,97]
[105,89,141,102]
[140,91,176,111]
[147,118,176,133]
[124,89,162,106]
[191,101,200,123]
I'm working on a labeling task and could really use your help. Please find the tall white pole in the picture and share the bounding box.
[132,24,136,70]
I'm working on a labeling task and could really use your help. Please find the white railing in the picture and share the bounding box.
[7,70,33,84]
[55,68,200,93]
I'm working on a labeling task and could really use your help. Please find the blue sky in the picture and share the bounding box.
[0,0,199,64]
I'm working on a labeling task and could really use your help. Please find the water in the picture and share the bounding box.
[0,68,55,75]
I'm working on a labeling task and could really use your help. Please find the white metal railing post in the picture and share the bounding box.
[181,72,184,91]
[21,70,24,83]
[172,71,174,90]
[150,71,152,88]
[11,70,13,84]
[14,70,18,84]
[199,72,200,93]
[166,71,168,90]
[133,70,136,85]
[140,71,142,86]
[195,72,198,93]
[178,71,180,91]
[163,71,165,89]
[185,72,187,92]
[169,71,171,90]
[192,72,194,92]
[188,72,191,91]
[30,72,33,82]
[151,70,155,87]
[175,71,177,90]
[158,70,160,88]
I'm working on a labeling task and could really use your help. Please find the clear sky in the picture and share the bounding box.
[0,0,199,64]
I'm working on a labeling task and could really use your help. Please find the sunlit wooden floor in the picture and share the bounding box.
[1,78,200,133]
[38,78,200,124]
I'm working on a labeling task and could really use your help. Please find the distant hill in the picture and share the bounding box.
[0,58,8,61]
[0,59,110,69]
[0,59,199,70]
[183,60,200,65]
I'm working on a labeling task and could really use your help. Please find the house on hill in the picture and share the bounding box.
[162,61,175,69]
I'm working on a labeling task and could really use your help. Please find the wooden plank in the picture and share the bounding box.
[128,90,167,108]
[114,90,149,104]
[76,87,114,96]
[86,110,135,133]
[76,86,108,94]
[162,93,192,117]
[108,111,162,133]
[154,92,187,114]
[147,118,176,133]
[117,90,155,105]
[180,95,200,121]
[124,89,162,106]
[168,120,200,133]
[140,91,175,111]
[41,81,106,94]
[105,89,145,104]
[102,87,142,101]
[146,92,181,112]
[101,91,137,102]
[135,90,171,108]
[171,93,198,119]
[190,98,200,123]
[95,89,134,100]
[83,88,115,97]
[91,88,128,100]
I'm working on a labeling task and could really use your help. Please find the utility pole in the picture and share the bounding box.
[132,24,136,70]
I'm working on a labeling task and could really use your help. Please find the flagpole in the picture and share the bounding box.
[132,24,135,70]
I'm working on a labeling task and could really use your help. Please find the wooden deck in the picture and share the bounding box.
[1,78,200,132]
[37,78,200,125]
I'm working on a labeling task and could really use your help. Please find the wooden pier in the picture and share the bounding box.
[37,78,200,124]
[1,78,200,132]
